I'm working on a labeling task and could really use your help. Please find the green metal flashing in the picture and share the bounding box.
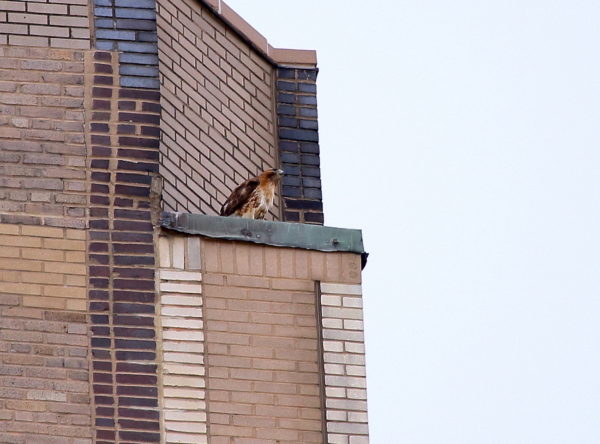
[161,212,365,254]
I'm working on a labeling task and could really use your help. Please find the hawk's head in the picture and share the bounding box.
[261,168,284,183]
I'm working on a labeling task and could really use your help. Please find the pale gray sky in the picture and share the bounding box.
[226,1,600,442]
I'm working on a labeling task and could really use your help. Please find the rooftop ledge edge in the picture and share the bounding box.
[161,212,365,254]
[201,0,318,67]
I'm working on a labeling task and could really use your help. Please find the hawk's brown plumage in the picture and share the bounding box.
[220,168,284,219]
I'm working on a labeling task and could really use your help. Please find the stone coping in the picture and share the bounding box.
[161,212,365,254]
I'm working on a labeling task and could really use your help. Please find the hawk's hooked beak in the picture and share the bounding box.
[276,169,284,176]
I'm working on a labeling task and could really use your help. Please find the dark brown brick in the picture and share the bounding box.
[90,302,110,311]
[112,290,153,303]
[116,363,156,374]
[116,351,158,365]
[117,160,159,172]
[94,52,112,62]
[90,290,110,301]
[117,148,159,160]
[118,112,159,124]
[115,173,152,185]
[93,111,111,121]
[94,372,113,383]
[114,339,155,350]
[94,75,113,85]
[92,146,112,156]
[91,315,109,324]
[117,397,158,408]
[116,373,157,384]
[118,136,159,148]
[111,232,152,242]
[114,184,150,197]
[118,101,136,110]
[113,327,155,339]
[95,63,113,74]
[93,87,112,98]
[140,126,160,137]
[114,197,134,207]
[118,408,159,420]
[119,89,160,101]
[93,100,111,110]
[114,255,155,266]
[93,362,112,372]
[118,419,159,431]
[96,429,116,439]
[92,326,110,336]
[113,220,152,231]
[141,102,160,113]
[113,302,154,313]
[113,244,153,254]
[96,417,115,427]
[90,254,110,265]
[96,406,115,417]
[113,315,154,327]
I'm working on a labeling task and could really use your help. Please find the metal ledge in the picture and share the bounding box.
[161,212,365,254]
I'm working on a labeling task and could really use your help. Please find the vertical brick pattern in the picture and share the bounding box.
[0,0,90,49]
[0,46,87,229]
[87,51,162,443]
[277,68,324,224]
[201,240,326,443]
[158,235,208,444]
[0,223,91,443]
[92,0,160,89]
[156,0,281,217]
[319,283,369,444]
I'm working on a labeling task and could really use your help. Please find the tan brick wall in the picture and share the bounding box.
[202,240,323,443]
[156,0,281,217]
[0,45,87,228]
[0,224,91,443]
[0,1,91,49]
[0,223,87,311]
[157,231,366,443]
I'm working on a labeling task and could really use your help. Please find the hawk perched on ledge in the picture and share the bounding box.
[220,168,284,219]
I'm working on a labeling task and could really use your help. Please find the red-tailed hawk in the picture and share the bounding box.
[220,168,284,219]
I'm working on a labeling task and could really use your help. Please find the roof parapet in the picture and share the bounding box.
[200,0,318,67]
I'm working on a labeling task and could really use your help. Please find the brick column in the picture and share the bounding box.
[87,50,162,443]
[319,283,370,443]
[157,235,208,443]
[277,67,324,224]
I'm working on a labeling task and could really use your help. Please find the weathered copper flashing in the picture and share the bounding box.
[198,0,318,67]
[161,212,365,254]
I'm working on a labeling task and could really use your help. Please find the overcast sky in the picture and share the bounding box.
[225,1,600,442]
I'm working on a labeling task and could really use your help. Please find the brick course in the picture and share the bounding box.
[0,1,90,50]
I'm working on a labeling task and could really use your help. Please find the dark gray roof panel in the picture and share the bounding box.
[161,212,365,254]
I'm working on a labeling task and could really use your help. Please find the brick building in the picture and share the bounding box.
[0,1,369,443]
